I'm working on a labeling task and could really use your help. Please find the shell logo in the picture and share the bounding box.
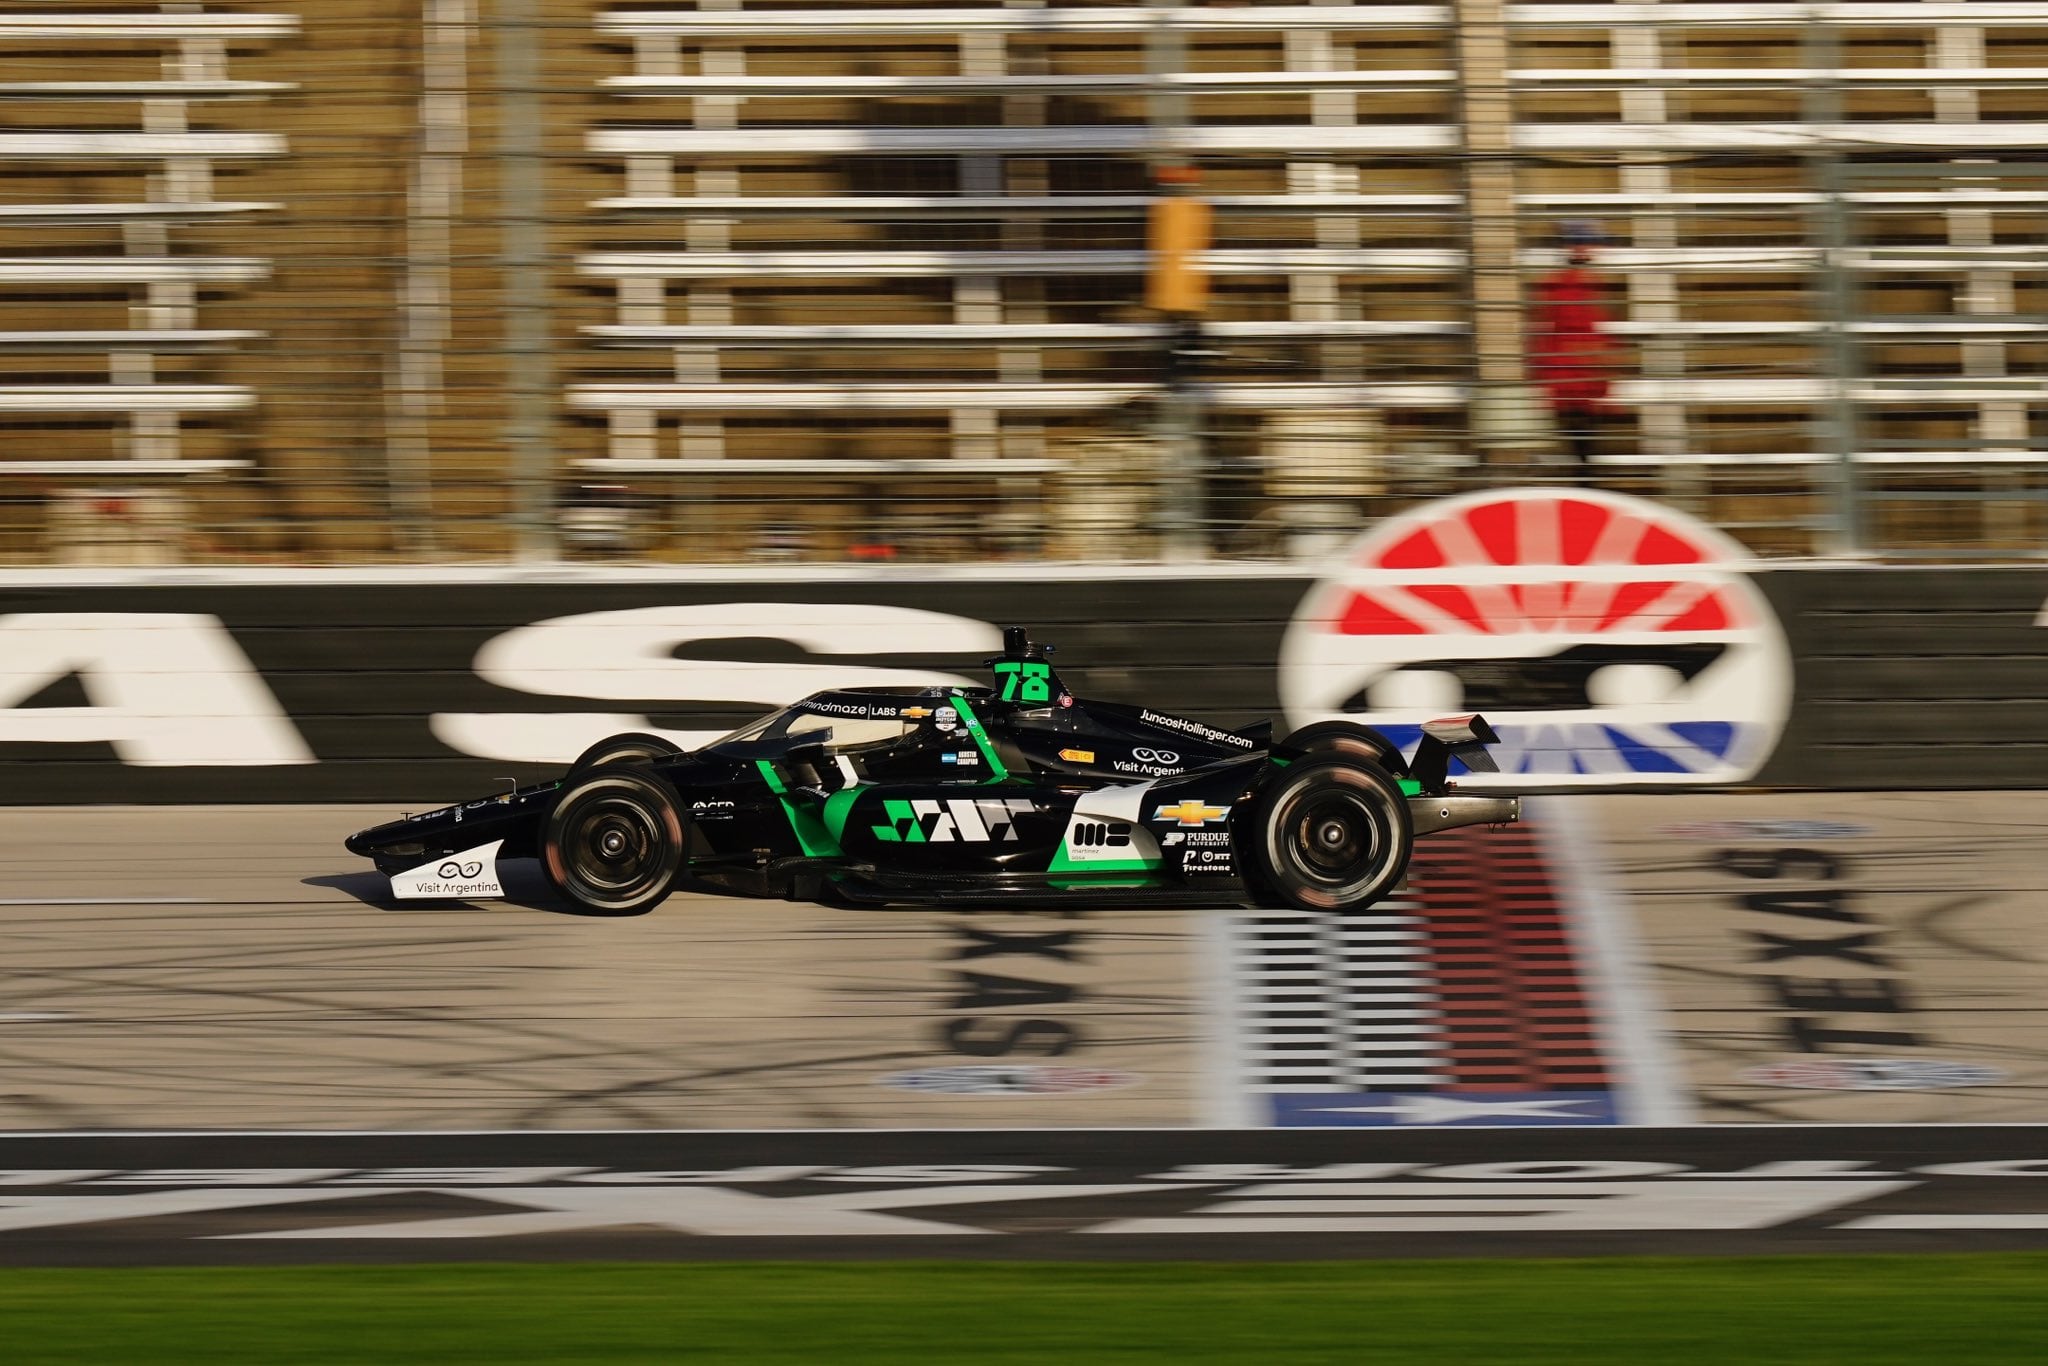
[1279,488,1793,785]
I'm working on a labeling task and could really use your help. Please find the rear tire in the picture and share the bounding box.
[542,769,686,916]
[570,731,683,772]
[1278,720,1408,775]
[1250,757,1413,913]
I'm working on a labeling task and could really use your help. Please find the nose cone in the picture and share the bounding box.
[344,812,423,859]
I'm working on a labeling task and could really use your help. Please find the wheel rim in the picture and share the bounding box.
[1284,789,1383,889]
[567,796,663,894]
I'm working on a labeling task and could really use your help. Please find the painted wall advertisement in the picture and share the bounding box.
[4,487,2041,802]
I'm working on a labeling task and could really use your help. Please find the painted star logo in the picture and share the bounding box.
[1310,1095,1595,1125]
[1152,799,1228,827]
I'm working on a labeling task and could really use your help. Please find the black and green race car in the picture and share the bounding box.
[345,628,1518,916]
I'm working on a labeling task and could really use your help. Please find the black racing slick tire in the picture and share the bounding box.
[542,769,687,916]
[1250,756,1414,914]
[569,731,683,772]
[1277,720,1409,776]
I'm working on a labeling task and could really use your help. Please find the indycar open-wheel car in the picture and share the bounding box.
[346,627,1519,916]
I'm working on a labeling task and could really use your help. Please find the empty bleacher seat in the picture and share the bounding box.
[0,8,296,501]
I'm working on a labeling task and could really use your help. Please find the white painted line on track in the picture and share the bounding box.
[1534,794,1695,1127]
[9,1121,2048,1140]
[0,897,203,906]
[1200,910,1259,1129]
[1847,1213,2048,1230]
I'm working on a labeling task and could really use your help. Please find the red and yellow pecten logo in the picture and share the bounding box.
[1152,799,1228,827]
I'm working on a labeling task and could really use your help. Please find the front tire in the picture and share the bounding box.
[1250,757,1413,913]
[569,731,683,772]
[542,769,686,916]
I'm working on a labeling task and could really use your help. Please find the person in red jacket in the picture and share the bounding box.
[1529,225,1620,466]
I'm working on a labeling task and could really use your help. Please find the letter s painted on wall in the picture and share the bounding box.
[430,603,1000,764]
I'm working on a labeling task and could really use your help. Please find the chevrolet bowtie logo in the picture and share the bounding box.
[1153,799,1228,827]
[902,707,934,719]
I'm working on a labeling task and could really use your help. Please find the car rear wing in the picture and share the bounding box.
[1409,713,1502,792]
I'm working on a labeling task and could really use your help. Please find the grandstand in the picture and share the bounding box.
[1,2,2043,563]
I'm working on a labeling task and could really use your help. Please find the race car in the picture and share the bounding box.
[344,628,1518,916]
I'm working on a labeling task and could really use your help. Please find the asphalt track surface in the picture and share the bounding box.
[3,1127,2048,1264]
[0,804,1209,1133]
[4,799,2048,1263]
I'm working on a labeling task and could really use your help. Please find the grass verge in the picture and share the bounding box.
[4,1253,2046,1364]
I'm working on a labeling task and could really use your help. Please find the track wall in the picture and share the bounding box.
[2,565,2041,803]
